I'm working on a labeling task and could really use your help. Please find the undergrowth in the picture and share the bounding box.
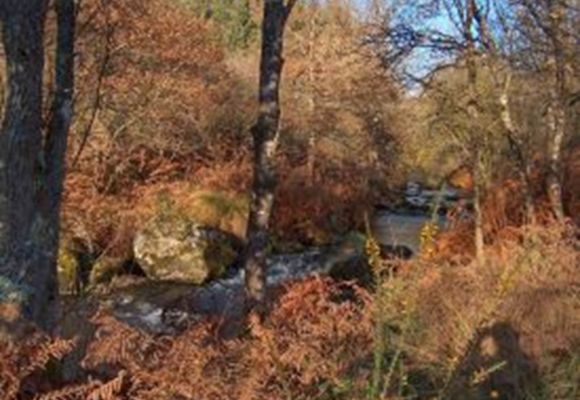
[1,223,578,399]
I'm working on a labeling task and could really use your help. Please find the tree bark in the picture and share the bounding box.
[546,0,567,221]
[41,0,75,228]
[0,0,75,331]
[473,5,537,226]
[243,0,296,312]
[472,157,485,264]
[0,0,51,329]
[466,0,485,265]
[306,2,318,183]
[499,75,536,224]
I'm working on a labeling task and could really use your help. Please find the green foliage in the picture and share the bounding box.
[397,63,509,186]
[179,0,257,49]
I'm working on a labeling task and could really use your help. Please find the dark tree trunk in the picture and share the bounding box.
[0,0,48,252]
[0,0,75,332]
[41,0,75,232]
[0,0,51,328]
[243,0,296,312]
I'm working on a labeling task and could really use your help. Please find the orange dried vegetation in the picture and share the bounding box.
[1,279,373,400]
[80,278,373,400]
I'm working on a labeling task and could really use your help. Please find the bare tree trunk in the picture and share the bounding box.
[243,0,296,312]
[37,0,76,327]
[546,101,566,221]
[473,4,537,225]
[0,0,51,329]
[0,0,75,332]
[472,157,485,264]
[41,0,75,225]
[306,1,318,183]
[499,75,536,224]
[546,0,567,221]
[466,0,485,265]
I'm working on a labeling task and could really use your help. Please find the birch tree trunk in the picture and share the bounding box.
[499,75,536,224]
[546,0,567,221]
[471,1,537,225]
[243,0,296,312]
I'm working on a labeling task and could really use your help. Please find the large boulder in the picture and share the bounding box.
[325,231,374,286]
[133,212,241,285]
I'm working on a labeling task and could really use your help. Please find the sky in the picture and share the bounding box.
[356,0,459,87]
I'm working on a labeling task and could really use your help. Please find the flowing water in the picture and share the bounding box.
[371,210,447,254]
[110,210,444,333]
[111,185,464,333]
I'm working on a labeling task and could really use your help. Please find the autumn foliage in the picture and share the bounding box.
[0,0,578,399]
[2,222,578,399]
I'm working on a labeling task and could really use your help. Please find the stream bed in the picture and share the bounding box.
[108,207,449,333]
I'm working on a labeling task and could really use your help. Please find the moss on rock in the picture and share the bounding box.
[89,256,128,286]
[57,241,80,294]
[184,190,249,238]
[133,209,241,285]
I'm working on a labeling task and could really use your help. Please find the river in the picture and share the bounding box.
[109,207,448,333]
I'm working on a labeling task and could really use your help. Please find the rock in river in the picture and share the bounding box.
[133,212,241,285]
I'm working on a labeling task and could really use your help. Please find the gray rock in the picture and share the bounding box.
[133,212,241,285]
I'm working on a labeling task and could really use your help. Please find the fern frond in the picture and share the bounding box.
[87,370,127,400]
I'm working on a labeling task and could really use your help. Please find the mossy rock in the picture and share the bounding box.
[133,211,241,285]
[57,238,98,294]
[183,190,249,238]
[57,243,79,294]
[89,256,128,286]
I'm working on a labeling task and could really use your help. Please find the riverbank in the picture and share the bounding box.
[2,222,578,400]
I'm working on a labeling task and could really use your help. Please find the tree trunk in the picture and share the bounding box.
[473,160,485,264]
[306,2,318,183]
[37,0,76,328]
[466,0,485,265]
[546,101,566,221]
[0,0,75,332]
[41,0,75,227]
[473,2,537,225]
[499,75,536,224]
[546,0,567,221]
[243,0,296,312]
[0,0,51,329]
